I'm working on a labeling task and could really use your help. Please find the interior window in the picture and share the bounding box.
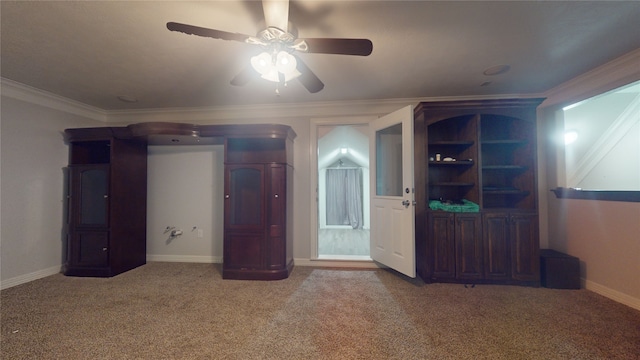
[562,80,640,191]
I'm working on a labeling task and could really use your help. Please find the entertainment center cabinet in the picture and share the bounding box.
[64,123,295,280]
[414,98,544,286]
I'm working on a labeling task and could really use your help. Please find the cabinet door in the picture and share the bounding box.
[455,213,483,280]
[224,233,264,270]
[69,231,109,267]
[267,164,286,269]
[71,165,109,227]
[429,212,455,279]
[224,164,265,232]
[510,213,539,282]
[482,213,511,281]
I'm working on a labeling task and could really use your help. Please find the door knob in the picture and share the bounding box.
[402,200,411,208]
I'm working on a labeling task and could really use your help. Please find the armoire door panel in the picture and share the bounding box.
[225,233,264,270]
[73,231,109,267]
[268,164,285,231]
[225,165,265,232]
[70,165,110,227]
[268,237,285,269]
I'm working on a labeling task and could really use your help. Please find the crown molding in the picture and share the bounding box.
[105,93,539,125]
[1,77,108,122]
[542,48,640,108]
[1,75,542,125]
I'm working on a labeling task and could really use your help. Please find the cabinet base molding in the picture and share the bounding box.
[223,261,294,281]
[64,262,145,278]
[424,277,540,287]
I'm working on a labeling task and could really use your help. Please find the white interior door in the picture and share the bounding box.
[369,106,415,278]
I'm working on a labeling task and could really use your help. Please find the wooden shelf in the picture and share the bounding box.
[481,139,527,146]
[431,182,475,187]
[482,165,527,171]
[429,140,474,147]
[429,160,474,166]
[483,188,529,196]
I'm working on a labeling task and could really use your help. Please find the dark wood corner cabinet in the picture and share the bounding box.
[64,128,147,277]
[414,98,545,286]
[64,123,296,280]
[223,135,295,280]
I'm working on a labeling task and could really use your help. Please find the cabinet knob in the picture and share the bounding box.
[225,194,230,199]
[102,247,107,251]
[103,195,108,199]
[274,194,279,198]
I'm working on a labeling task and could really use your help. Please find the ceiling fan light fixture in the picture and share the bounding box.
[251,50,301,83]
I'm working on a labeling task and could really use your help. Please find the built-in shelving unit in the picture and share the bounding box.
[414,98,544,286]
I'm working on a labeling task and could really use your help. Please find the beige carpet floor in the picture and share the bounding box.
[2,262,639,359]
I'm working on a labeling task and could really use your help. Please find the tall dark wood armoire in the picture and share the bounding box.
[222,129,295,280]
[64,128,147,277]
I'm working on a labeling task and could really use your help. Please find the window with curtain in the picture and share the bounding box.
[326,168,363,229]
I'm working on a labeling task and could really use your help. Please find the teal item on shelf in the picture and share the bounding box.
[429,199,479,212]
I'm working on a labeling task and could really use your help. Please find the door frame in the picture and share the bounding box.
[309,116,377,261]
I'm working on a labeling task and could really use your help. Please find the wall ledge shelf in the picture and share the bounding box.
[551,187,640,203]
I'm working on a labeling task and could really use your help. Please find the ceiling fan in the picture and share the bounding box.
[166,0,373,93]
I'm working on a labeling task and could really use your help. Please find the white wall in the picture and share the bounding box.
[146,145,224,263]
[1,92,103,288]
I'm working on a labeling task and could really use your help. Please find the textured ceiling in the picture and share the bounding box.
[2,1,640,111]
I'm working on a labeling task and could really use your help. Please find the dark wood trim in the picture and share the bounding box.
[551,187,640,202]
[65,122,297,143]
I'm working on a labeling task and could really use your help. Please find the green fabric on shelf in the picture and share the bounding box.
[429,199,479,212]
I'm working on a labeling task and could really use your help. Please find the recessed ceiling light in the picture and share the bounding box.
[483,64,511,76]
[117,95,138,103]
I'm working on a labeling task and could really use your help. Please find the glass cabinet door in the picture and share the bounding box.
[226,165,264,229]
[73,166,109,226]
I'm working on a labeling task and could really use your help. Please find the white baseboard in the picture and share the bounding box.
[1,265,62,290]
[146,255,222,263]
[584,279,640,311]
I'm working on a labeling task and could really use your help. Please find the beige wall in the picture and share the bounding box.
[548,196,640,301]
[146,145,225,262]
[540,48,640,309]
[0,93,103,285]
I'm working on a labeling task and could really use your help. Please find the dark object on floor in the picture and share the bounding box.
[540,249,581,289]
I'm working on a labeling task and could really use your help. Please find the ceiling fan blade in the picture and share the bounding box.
[230,64,257,87]
[295,56,324,93]
[166,22,252,43]
[301,38,373,56]
[262,0,289,31]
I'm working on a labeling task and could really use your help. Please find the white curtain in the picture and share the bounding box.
[326,168,363,229]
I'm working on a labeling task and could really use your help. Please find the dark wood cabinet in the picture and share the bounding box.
[64,123,295,280]
[429,212,482,281]
[415,98,543,286]
[482,212,539,284]
[64,133,147,277]
[223,137,294,280]
[509,212,539,282]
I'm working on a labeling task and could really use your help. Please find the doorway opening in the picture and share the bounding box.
[316,124,371,259]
